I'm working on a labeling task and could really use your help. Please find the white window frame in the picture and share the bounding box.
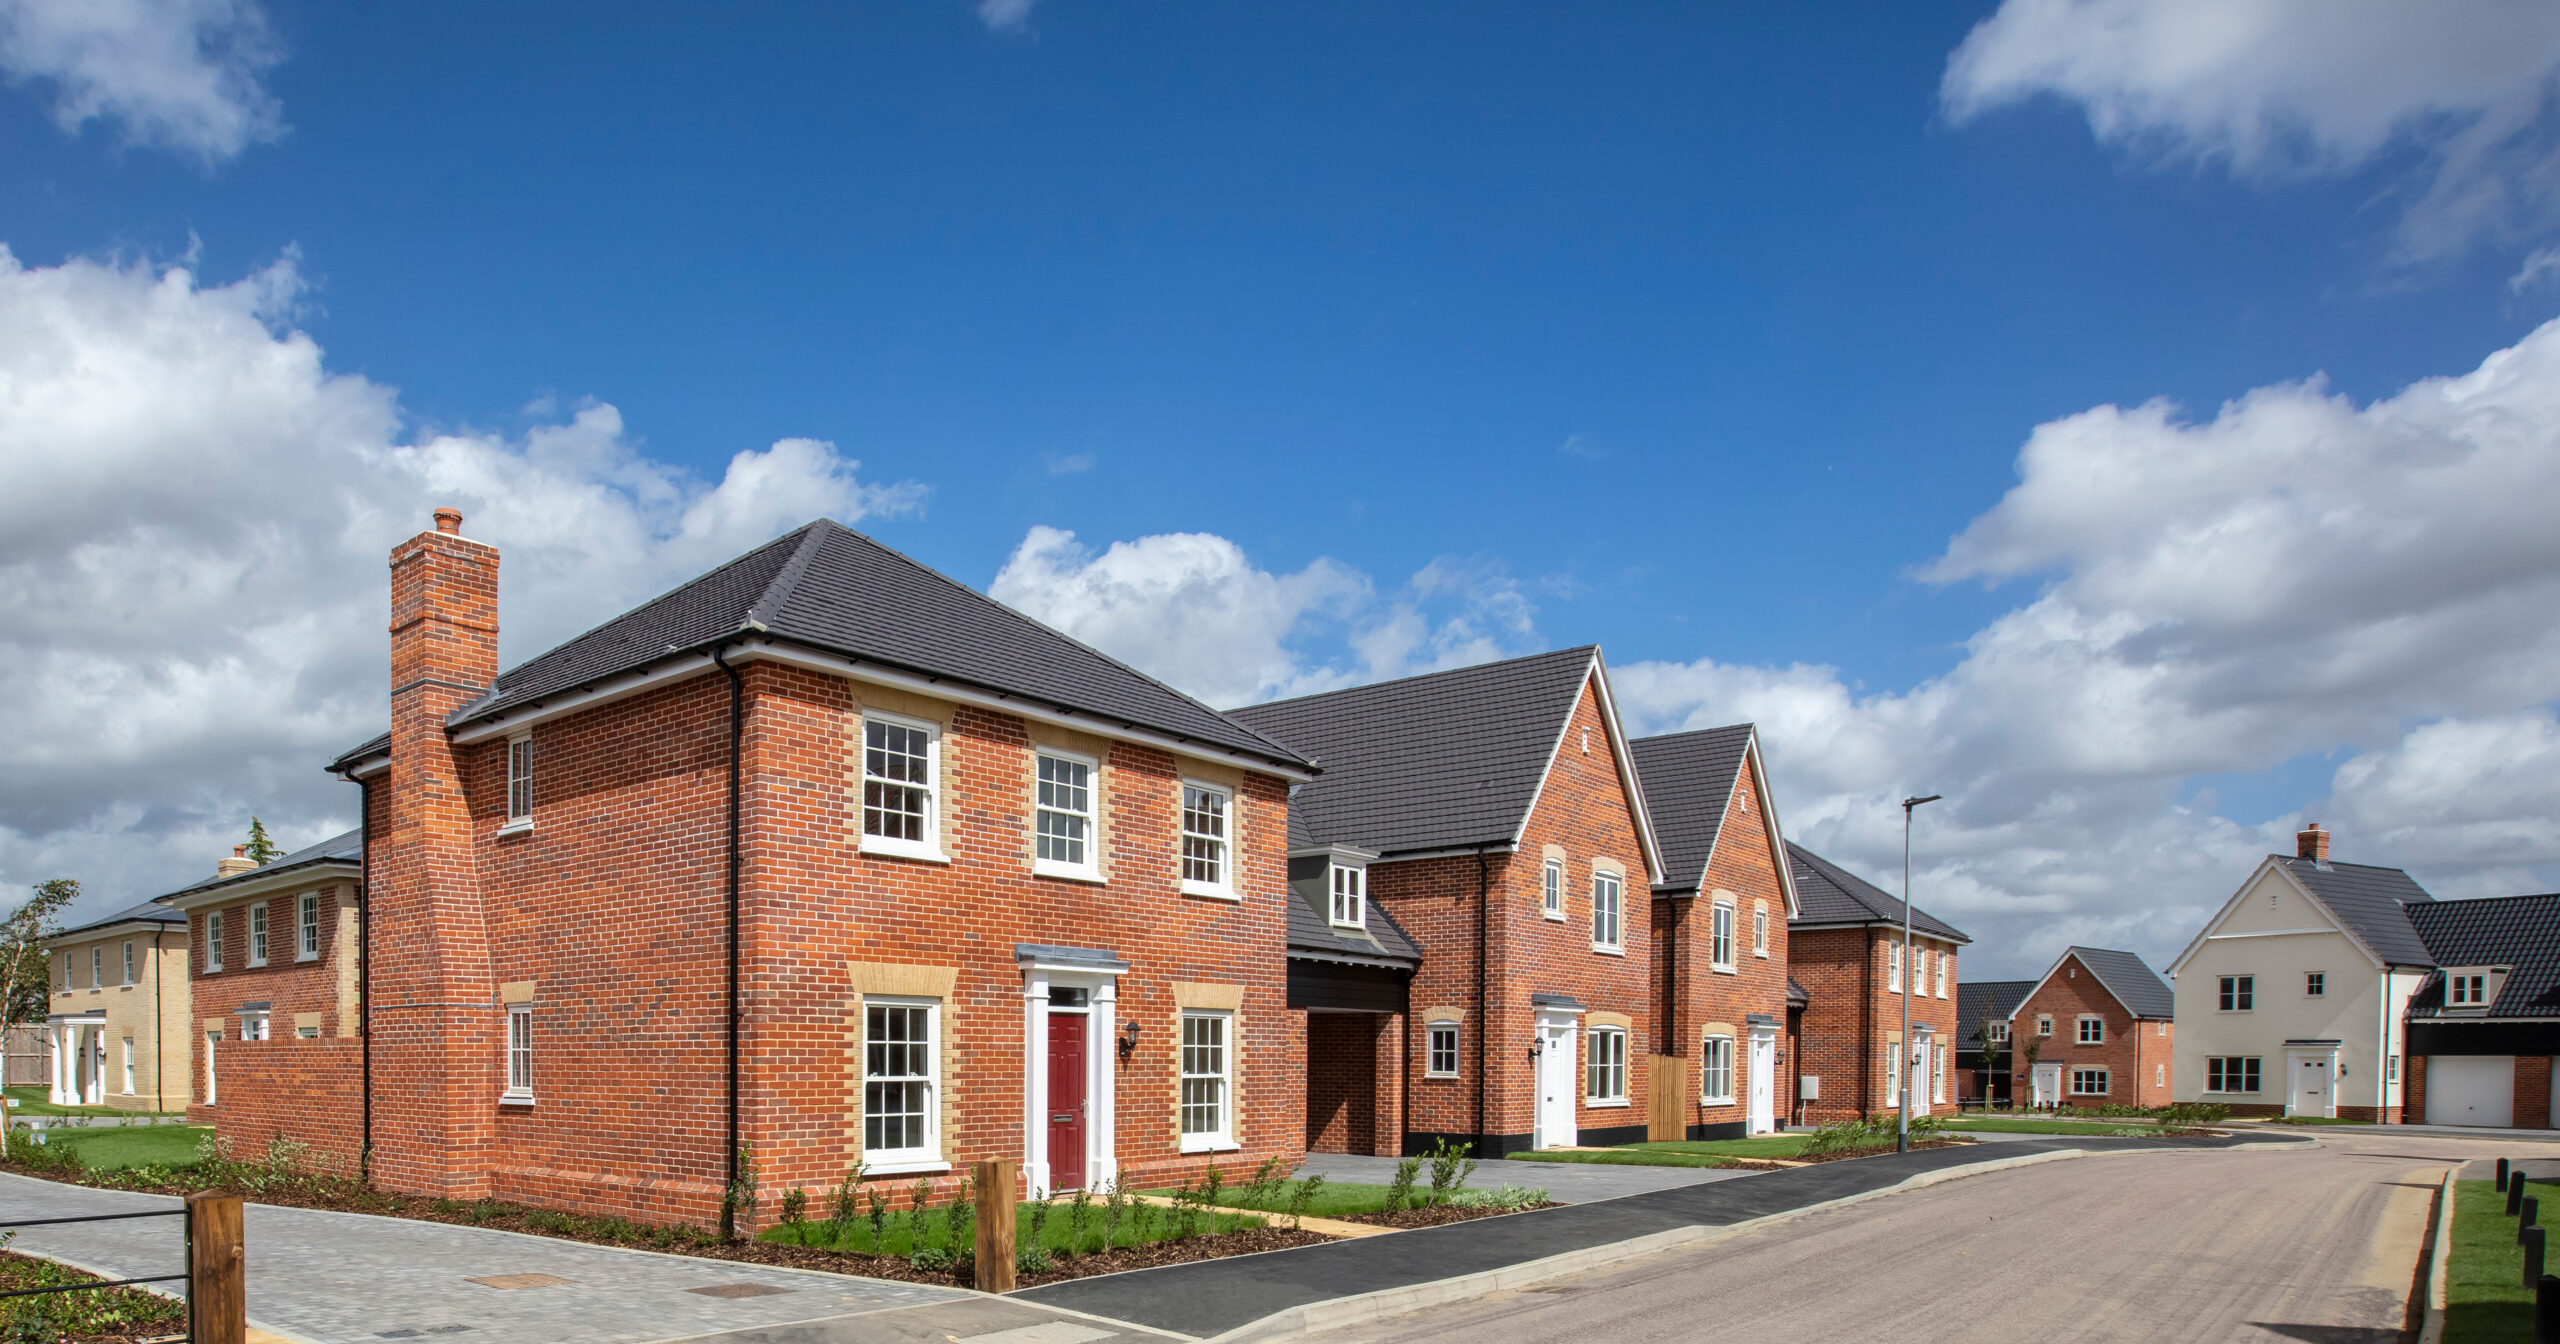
[204,1029,220,1105]
[1329,862,1366,929]
[239,1011,269,1043]
[204,912,223,973]
[1585,1026,1628,1104]
[2070,1067,2109,1097]
[248,904,268,967]
[1883,1039,1900,1104]
[504,733,534,830]
[1936,1046,1949,1103]
[501,1003,534,1104]
[1179,1009,1235,1151]
[297,892,321,961]
[1591,870,1624,954]
[1425,1021,1459,1078]
[1700,1034,1735,1104]
[2206,1056,2262,1093]
[1541,858,1564,921]
[1752,904,1769,958]
[2388,1055,2400,1084]
[1937,951,1951,999]
[1985,1021,2009,1044]
[2219,975,2254,1011]
[863,996,943,1166]
[122,941,134,986]
[295,1024,319,1040]
[2155,1063,2165,1087]
[1178,781,1235,899]
[2449,972,2487,1007]
[859,712,945,862]
[89,945,101,989]
[2304,971,2324,997]
[1887,941,1902,993]
[1032,749,1101,881]
[2076,1015,2104,1045]
[121,1038,134,1095]
[1709,900,1735,972]
[2035,1014,2053,1037]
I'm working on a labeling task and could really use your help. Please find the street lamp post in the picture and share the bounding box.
[1899,793,1942,1155]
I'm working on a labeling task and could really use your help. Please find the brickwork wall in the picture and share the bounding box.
[1653,756,1793,1135]
[1380,679,1653,1154]
[2008,955,2175,1109]
[2519,1056,2553,1130]
[1305,1012,1386,1154]
[185,880,360,1144]
[2402,1053,2426,1124]
[1789,923,1961,1123]
[201,1040,364,1172]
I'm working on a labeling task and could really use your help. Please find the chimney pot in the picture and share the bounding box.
[233,845,245,857]
[433,507,462,535]
[2297,823,2330,863]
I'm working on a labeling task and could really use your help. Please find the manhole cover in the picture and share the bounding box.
[687,1282,796,1299]
[467,1273,574,1290]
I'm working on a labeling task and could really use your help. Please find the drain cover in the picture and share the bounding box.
[467,1273,574,1290]
[686,1283,796,1299]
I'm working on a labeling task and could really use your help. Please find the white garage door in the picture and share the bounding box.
[2425,1055,2515,1128]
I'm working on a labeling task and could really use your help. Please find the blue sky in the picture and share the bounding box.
[8,0,2560,974]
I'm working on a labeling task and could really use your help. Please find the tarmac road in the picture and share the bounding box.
[1302,1132,2512,1344]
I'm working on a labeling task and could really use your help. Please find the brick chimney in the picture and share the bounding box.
[215,845,257,879]
[2297,822,2330,864]
[372,507,501,1198]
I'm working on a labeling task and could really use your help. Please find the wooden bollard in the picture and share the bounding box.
[973,1159,1016,1293]
[187,1191,245,1344]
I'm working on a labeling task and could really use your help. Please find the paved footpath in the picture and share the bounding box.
[1018,1133,2304,1339]
[0,1173,1174,1344]
[1294,1152,1746,1201]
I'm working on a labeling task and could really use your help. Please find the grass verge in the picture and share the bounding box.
[1938,1118,2160,1136]
[2,1086,178,1120]
[764,1196,1267,1256]
[1506,1148,1741,1169]
[18,1125,211,1170]
[2443,1176,2555,1343]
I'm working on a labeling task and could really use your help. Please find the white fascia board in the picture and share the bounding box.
[438,638,1315,782]
[1509,656,1668,886]
[1369,843,1520,865]
[1692,731,1800,920]
[44,921,179,949]
[1289,844,1382,863]
[163,862,360,912]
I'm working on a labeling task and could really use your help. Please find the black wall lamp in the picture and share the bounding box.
[1118,1020,1140,1061]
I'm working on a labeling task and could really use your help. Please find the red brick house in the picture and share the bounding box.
[219,511,1315,1229]
[1629,725,1799,1138]
[1786,843,1970,1124]
[2003,947,2174,1109]
[1228,647,1666,1156]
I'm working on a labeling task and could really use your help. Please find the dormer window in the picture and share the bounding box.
[2448,971,2491,1007]
[1330,863,1366,928]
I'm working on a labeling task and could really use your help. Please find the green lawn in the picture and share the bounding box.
[2265,1115,2371,1126]
[1939,1117,2159,1135]
[2,1086,177,1119]
[23,1123,207,1170]
[2443,1177,2554,1343]
[762,1196,1270,1257]
[1141,1180,1417,1219]
[1506,1148,1739,1169]
[1506,1135,1813,1167]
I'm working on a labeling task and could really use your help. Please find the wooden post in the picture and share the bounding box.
[973,1159,1016,1293]
[187,1191,245,1344]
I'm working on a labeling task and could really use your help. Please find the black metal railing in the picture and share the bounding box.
[0,1207,189,1302]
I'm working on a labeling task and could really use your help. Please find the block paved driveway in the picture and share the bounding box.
[0,1174,1174,1344]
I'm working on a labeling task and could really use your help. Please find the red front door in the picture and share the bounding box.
[1048,1014,1087,1191]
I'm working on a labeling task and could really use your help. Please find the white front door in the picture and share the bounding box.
[2289,1055,2333,1118]
[1535,1015,1578,1149]
[2032,1062,2062,1108]
[1746,1029,1777,1135]
[1908,1040,1931,1117]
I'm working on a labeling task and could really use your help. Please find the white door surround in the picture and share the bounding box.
[1533,1003,1581,1151]
[47,1014,104,1107]
[2031,1061,2062,1109]
[1017,945,1127,1196]
[1908,1029,1934,1117]
[2424,1055,2516,1128]
[2284,1040,2340,1119]
[1746,1020,1778,1135]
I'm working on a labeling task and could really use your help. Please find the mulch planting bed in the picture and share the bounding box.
[1337,1202,1561,1229]
[0,1158,1334,1291]
[0,1247,187,1343]
[1789,1137,1978,1164]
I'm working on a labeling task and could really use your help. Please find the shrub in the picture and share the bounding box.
[1016,1243,1054,1276]
[1100,1176,1129,1250]
[1284,1173,1325,1230]
[1385,1157,1419,1211]
[778,1187,808,1230]
[908,1246,955,1274]
[866,1185,890,1252]
[1449,1185,1546,1210]
[1026,1187,1053,1250]
[1243,1156,1286,1211]
[1066,1187,1093,1254]
[1425,1138,1476,1207]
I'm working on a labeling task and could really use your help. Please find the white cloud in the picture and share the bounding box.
[0,243,921,924]
[2514,244,2560,294]
[975,0,1036,34]
[1941,0,2560,260]
[1045,452,1095,476]
[990,528,1542,710]
[0,0,284,163]
[1618,316,2560,974]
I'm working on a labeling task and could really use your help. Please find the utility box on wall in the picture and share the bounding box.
[1801,1076,1820,1100]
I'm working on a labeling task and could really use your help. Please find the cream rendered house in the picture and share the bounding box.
[2166,825,2434,1121]
[43,898,197,1111]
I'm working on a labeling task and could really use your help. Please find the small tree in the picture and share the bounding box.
[2019,1037,2044,1111]
[2,879,77,1029]
[1977,1011,2007,1110]
[244,818,286,866]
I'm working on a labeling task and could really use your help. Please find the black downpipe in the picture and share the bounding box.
[713,647,744,1233]
[359,776,374,1176]
[1475,845,1489,1156]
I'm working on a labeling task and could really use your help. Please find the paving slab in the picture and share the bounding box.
[1017,1132,2306,1339]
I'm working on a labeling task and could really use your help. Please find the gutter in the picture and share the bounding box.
[712,645,745,1234]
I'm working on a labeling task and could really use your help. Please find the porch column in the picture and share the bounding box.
[49,1024,68,1106]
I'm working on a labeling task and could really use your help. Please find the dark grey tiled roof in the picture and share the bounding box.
[165,828,364,900]
[2280,857,2436,968]
[1787,975,1809,1008]
[52,900,186,940]
[1956,980,2033,1048]
[1629,725,1754,893]
[2064,946,2174,1020]
[2404,893,2560,1020]
[1227,648,1599,857]
[1287,883,1422,967]
[333,520,1311,774]
[1785,842,1970,943]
